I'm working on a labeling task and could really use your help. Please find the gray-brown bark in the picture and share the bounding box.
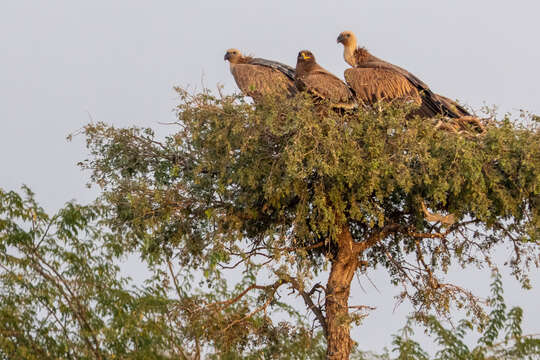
[325,226,359,360]
[324,223,403,359]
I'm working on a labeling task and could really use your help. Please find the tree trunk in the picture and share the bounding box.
[325,226,359,360]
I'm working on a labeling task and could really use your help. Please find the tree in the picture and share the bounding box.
[0,186,173,359]
[2,189,538,359]
[388,272,540,360]
[0,186,327,359]
[76,90,538,359]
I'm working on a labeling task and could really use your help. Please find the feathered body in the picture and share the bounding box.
[224,49,296,101]
[337,31,470,118]
[295,50,356,110]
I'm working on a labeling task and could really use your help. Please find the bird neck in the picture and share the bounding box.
[296,61,317,78]
[343,44,357,67]
[238,56,253,64]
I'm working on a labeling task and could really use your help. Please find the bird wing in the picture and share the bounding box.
[344,67,420,105]
[434,94,471,117]
[298,69,355,109]
[231,63,296,99]
[355,59,464,118]
[249,58,296,80]
[356,59,430,91]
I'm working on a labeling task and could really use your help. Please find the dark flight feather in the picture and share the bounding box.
[249,58,295,80]
[348,47,469,118]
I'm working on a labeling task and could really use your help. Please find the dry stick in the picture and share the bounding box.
[437,283,484,306]
[209,279,284,310]
[217,257,248,270]
[222,297,274,333]
[493,221,523,264]
[349,305,376,313]
[415,240,437,288]
[167,259,184,298]
[228,240,326,257]
[434,116,487,138]
[219,241,326,271]
[384,250,417,288]
[363,273,382,294]
[408,231,449,239]
[421,201,456,226]
[221,280,285,333]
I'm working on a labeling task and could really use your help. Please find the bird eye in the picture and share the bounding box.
[233,51,237,54]
[346,34,350,37]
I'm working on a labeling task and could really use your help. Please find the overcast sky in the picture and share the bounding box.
[1,0,538,354]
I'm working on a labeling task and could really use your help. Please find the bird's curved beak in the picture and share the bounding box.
[337,34,344,44]
[224,53,230,61]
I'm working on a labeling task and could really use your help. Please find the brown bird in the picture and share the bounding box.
[224,48,297,101]
[295,50,356,110]
[337,31,470,118]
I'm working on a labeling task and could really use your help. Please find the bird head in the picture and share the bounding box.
[337,31,356,47]
[224,48,242,63]
[297,50,315,64]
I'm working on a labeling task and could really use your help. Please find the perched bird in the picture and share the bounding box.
[224,48,297,101]
[295,50,356,110]
[337,31,470,118]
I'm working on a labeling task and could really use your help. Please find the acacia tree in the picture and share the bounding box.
[80,90,539,359]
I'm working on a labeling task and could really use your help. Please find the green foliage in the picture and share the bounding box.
[81,89,539,315]
[388,273,540,360]
[85,89,540,248]
[0,186,327,359]
[3,89,538,358]
[2,184,537,358]
[0,186,171,359]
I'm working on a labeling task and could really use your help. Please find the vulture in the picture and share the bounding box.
[295,50,356,110]
[337,31,470,118]
[224,48,297,101]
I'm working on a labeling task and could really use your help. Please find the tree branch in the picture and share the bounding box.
[221,280,285,333]
[283,275,328,337]
[355,223,402,253]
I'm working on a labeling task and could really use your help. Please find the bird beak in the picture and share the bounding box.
[224,53,230,61]
[337,34,344,44]
[302,53,311,60]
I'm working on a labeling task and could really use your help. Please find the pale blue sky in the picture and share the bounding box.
[1,0,538,353]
